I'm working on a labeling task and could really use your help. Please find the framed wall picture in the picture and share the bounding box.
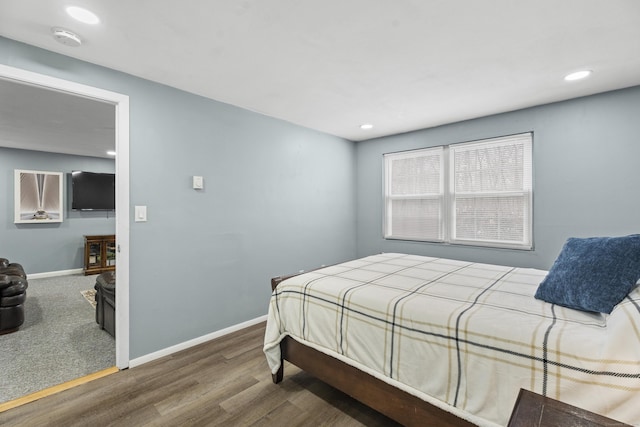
[14,169,64,223]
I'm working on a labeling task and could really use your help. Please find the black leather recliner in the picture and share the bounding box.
[94,271,115,338]
[0,258,28,334]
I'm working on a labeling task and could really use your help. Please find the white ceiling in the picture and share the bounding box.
[1,0,639,157]
[0,78,115,158]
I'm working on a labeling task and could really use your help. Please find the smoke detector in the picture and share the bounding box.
[51,27,82,47]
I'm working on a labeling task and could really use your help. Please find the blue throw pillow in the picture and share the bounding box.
[535,235,640,314]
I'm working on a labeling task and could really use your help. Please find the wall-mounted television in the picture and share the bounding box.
[71,171,115,211]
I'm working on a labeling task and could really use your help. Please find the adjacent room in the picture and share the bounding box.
[1,1,639,426]
[0,79,118,402]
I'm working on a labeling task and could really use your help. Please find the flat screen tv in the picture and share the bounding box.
[71,171,115,210]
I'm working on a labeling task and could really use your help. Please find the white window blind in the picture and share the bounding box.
[384,133,533,250]
[450,134,532,249]
[384,147,444,241]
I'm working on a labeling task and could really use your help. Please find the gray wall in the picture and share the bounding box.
[356,86,640,270]
[1,147,115,273]
[0,37,357,358]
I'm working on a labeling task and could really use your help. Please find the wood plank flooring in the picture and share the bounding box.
[0,322,400,426]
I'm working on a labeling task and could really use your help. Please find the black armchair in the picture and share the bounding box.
[94,271,115,338]
[0,258,28,334]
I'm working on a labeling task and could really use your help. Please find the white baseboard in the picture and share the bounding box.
[28,268,84,279]
[129,314,268,368]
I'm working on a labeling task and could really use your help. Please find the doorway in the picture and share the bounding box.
[0,64,130,374]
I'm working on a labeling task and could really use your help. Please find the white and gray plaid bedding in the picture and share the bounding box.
[263,253,640,426]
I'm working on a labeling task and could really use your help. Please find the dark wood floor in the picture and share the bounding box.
[0,322,400,426]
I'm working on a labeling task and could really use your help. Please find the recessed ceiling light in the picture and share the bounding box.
[564,70,592,81]
[107,150,116,156]
[66,6,100,24]
[360,123,374,130]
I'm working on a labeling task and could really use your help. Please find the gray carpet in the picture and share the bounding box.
[0,273,115,403]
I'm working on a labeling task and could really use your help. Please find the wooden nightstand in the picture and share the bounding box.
[507,389,631,427]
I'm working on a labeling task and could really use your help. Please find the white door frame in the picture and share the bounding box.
[0,64,130,369]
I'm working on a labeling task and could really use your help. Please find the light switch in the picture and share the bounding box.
[135,205,147,222]
[193,175,204,189]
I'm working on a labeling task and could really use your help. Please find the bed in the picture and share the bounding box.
[263,251,640,426]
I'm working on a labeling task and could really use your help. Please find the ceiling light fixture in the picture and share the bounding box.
[360,123,374,130]
[564,70,592,81]
[66,6,100,24]
[51,27,82,47]
[107,150,117,156]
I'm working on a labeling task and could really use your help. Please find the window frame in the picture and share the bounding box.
[383,132,533,250]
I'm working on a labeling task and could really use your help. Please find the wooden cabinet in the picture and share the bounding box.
[83,234,116,275]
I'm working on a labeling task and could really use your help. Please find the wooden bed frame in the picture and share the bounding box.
[270,275,474,427]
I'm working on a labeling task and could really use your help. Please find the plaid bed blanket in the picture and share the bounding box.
[264,253,640,426]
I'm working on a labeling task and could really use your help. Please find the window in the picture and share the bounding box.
[384,146,445,242]
[384,133,532,250]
